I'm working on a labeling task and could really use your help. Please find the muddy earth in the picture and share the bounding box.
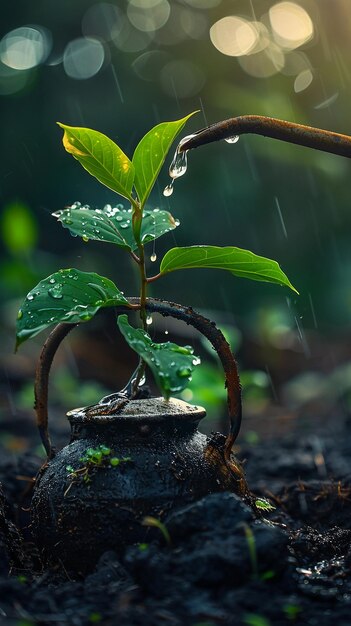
[1,407,351,626]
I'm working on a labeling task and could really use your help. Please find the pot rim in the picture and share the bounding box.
[67,396,206,425]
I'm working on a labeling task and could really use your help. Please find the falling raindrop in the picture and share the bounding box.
[146,315,153,325]
[163,182,174,197]
[224,135,239,144]
[150,252,157,262]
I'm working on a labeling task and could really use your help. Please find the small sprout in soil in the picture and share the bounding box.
[283,604,302,621]
[243,615,271,626]
[142,515,171,545]
[255,498,276,512]
[64,446,132,495]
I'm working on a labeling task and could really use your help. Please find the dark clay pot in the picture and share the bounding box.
[31,397,238,572]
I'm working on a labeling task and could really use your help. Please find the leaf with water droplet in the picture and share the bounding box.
[57,123,134,202]
[117,315,200,400]
[160,246,298,293]
[16,269,129,348]
[53,206,179,251]
[132,112,198,207]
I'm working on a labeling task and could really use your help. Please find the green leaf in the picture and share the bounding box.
[16,269,129,348]
[57,123,134,201]
[160,246,298,293]
[132,111,198,206]
[117,315,200,399]
[53,204,179,251]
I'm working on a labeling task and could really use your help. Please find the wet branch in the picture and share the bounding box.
[179,114,351,159]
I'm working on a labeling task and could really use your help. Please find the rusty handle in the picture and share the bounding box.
[35,298,241,462]
[180,115,351,158]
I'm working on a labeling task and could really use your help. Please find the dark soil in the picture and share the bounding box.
[2,410,351,626]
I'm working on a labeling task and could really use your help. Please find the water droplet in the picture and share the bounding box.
[26,294,34,301]
[82,235,89,242]
[120,223,129,229]
[225,135,239,144]
[163,182,174,197]
[48,284,63,299]
[165,330,169,335]
[49,278,56,284]
[17,309,23,320]
[116,215,123,221]
[169,147,188,179]
[192,357,201,366]
[177,366,192,378]
[150,252,157,262]
[146,315,153,325]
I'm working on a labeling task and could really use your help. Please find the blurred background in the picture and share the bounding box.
[1,0,351,453]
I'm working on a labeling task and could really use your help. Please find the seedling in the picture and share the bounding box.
[64,444,131,495]
[255,498,276,512]
[142,515,171,545]
[15,113,296,420]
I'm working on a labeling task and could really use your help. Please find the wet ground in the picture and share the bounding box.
[2,406,351,626]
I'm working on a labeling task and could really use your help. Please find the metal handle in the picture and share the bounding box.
[34,298,242,467]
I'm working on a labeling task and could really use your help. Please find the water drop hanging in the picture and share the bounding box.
[224,135,240,144]
[150,252,157,262]
[163,182,174,197]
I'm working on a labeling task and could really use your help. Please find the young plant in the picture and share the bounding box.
[64,444,131,495]
[15,113,297,406]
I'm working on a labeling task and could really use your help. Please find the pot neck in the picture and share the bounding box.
[67,397,206,443]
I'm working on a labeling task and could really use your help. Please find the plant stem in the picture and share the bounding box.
[131,201,148,394]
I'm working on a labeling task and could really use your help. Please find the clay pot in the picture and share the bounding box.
[31,300,245,573]
[31,397,238,572]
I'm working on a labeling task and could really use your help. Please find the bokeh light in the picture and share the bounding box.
[238,42,285,77]
[160,59,205,98]
[82,3,122,42]
[127,0,171,32]
[183,0,222,8]
[269,2,314,49]
[210,16,259,57]
[112,16,155,52]
[294,68,313,92]
[281,50,311,76]
[63,38,105,80]
[132,50,170,81]
[0,26,52,71]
